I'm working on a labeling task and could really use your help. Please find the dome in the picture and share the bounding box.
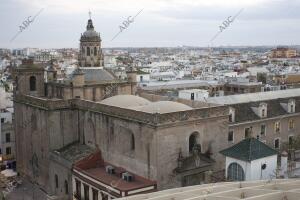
[82,30,99,38]
[134,101,192,114]
[100,95,192,114]
[81,19,100,39]
[100,95,151,108]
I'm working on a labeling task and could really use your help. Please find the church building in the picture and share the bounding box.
[12,16,229,200]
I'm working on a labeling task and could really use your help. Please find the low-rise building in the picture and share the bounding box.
[72,151,157,199]
[178,89,209,101]
[270,47,297,58]
[206,89,300,160]
[220,138,278,181]
[0,107,15,168]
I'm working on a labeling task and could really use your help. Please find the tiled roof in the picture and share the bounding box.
[220,138,278,161]
[82,68,116,83]
[69,68,116,83]
[74,151,157,194]
[231,98,297,123]
[206,88,300,105]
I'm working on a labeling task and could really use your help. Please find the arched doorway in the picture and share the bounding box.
[227,163,245,181]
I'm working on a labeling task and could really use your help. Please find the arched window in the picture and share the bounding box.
[131,134,135,150]
[29,76,36,91]
[87,47,90,56]
[94,47,97,56]
[227,163,245,181]
[55,174,58,188]
[64,180,69,194]
[189,132,200,152]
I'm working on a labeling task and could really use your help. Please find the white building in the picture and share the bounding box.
[220,138,278,181]
[0,87,15,168]
[178,89,209,101]
[136,70,150,83]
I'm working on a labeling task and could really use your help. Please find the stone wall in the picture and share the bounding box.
[14,96,78,193]
[14,94,229,193]
[46,81,135,101]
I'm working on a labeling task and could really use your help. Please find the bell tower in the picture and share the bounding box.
[12,58,45,97]
[78,12,104,67]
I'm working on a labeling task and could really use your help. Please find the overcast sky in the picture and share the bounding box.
[1,0,300,48]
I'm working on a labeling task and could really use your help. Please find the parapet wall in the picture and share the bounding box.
[14,94,229,126]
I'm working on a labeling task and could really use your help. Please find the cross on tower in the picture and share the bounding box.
[89,10,92,19]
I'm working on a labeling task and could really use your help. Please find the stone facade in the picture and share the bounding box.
[13,93,229,198]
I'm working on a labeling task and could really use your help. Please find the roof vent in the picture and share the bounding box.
[105,165,115,174]
[122,172,134,182]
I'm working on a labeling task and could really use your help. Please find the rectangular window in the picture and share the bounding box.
[5,147,11,155]
[261,109,266,117]
[75,179,81,198]
[92,188,98,200]
[274,138,280,149]
[260,124,266,135]
[245,127,251,138]
[84,184,89,200]
[55,174,58,188]
[229,114,233,122]
[191,93,194,100]
[1,118,4,123]
[275,122,280,133]
[5,133,10,143]
[289,119,295,130]
[289,136,294,146]
[228,131,234,142]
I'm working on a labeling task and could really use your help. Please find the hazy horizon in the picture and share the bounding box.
[2,0,300,49]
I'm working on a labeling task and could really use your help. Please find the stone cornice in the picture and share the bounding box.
[13,94,229,127]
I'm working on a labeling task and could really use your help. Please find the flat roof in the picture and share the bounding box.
[141,80,221,90]
[116,179,300,200]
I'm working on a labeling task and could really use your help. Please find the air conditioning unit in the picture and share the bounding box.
[122,172,134,182]
[105,165,115,174]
